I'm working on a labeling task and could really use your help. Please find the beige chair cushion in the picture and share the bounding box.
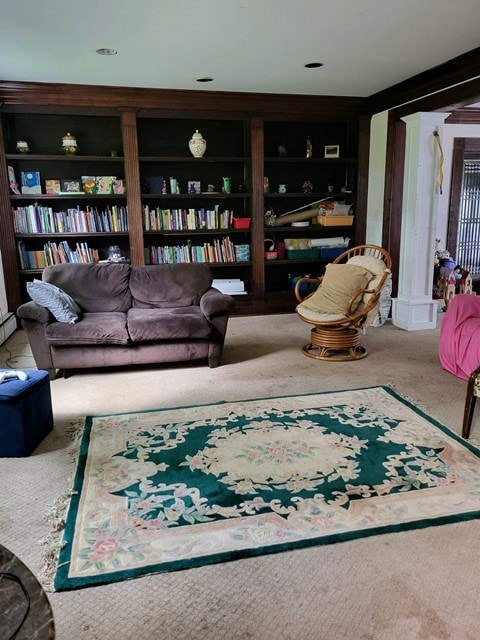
[298,263,374,316]
[347,255,388,309]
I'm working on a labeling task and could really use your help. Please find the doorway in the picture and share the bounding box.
[447,137,480,279]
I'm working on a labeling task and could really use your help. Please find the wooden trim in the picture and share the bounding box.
[120,110,144,266]
[446,138,466,256]
[0,115,22,312]
[355,115,371,244]
[382,117,406,297]
[250,115,265,313]
[0,81,365,120]
[366,46,480,114]
[446,109,480,125]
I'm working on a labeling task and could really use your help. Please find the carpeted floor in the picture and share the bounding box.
[1,313,479,639]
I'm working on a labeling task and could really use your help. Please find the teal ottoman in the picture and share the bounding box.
[0,370,53,457]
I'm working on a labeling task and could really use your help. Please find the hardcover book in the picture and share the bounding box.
[81,176,96,195]
[21,171,42,194]
[143,176,163,194]
[45,179,61,195]
[113,179,125,195]
[95,176,115,195]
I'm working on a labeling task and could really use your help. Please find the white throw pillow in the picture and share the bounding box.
[27,279,81,324]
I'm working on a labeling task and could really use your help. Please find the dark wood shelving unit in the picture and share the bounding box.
[0,81,368,316]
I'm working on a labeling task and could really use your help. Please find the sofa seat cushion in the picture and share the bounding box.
[127,308,212,342]
[45,312,130,346]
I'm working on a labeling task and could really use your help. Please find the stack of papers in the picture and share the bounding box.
[212,279,247,295]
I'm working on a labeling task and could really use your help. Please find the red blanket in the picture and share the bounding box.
[439,294,480,380]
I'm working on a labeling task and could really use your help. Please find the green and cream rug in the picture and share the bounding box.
[53,386,480,590]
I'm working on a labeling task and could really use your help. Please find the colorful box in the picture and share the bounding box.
[317,215,354,227]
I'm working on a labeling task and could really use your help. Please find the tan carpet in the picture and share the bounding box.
[1,314,479,640]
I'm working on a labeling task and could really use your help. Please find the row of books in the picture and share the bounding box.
[143,206,234,231]
[145,238,249,265]
[12,205,129,234]
[17,240,99,270]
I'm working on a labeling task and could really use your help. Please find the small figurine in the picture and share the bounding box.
[264,208,276,227]
[302,180,313,193]
[306,136,313,158]
[162,179,167,194]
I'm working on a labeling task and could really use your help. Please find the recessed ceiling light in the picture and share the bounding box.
[304,62,324,69]
[96,48,117,56]
[196,77,214,83]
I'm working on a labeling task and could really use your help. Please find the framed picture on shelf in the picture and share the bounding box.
[324,145,340,158]
[188,180,201,194]
[60,178,82,194]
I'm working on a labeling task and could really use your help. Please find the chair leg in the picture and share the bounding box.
[462,386,477,439]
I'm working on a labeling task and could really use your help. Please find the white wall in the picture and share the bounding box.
[365,111,388,245]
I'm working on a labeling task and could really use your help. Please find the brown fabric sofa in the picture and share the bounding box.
[16,262,236,379]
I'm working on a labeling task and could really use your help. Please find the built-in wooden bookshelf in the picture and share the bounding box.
[0,82,368,315]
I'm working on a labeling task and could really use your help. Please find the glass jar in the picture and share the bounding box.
[108,245,122,261]
[62,133,78,155]
[16,140,30,154]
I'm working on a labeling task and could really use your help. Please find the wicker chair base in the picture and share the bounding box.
[302,326,368,361]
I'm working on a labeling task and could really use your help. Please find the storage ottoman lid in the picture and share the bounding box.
[0,369,50,401]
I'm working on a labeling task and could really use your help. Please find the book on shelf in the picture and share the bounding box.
[145,236,244,265]
[45,179,61,195]
[81,176,96,194]
[143,206,233,231]
[17,240,100,269]
[12,204,129,234]
[8,166,20,194]
[95,176,116,195]
[21,171,42,195]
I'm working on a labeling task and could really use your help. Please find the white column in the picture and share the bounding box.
[392,112,450,330]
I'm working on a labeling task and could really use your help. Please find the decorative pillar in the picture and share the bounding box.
[392,112,450,330]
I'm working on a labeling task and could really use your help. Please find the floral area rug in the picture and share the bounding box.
[53,386,480,590]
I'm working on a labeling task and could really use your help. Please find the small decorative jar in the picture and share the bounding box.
[188,130,207,158]
[16,140,30,154]
[62,133,78,155]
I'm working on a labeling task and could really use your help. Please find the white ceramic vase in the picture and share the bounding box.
[188,130,207,158]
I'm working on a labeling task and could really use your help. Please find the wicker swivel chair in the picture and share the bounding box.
[295,244,392,361]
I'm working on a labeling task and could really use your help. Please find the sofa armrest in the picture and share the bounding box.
[200,288,236,320]
[17,301,52,324]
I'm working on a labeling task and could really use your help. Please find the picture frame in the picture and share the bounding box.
[324,145,340,158]
[188,180,201,195]
[60,178,82,193]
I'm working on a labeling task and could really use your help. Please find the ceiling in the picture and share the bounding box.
[2,0,480,98]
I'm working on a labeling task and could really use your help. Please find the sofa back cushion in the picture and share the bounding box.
[43,263,132,312]
[130,264,212,308]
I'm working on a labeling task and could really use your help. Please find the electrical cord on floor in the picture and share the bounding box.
[0,308,29,369]
[0,571,31,640]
